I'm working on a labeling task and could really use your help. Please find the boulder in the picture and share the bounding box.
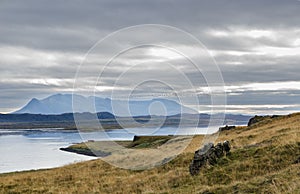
[189,141,231,176]
[223,140,231,154]
[214,143,224,158]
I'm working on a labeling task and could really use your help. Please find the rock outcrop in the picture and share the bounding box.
[189,141,231,176]
[248,115,281,126]
[248,115,264,126]
[219,125,236,131]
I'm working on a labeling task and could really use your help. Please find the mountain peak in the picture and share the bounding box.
[14,97,44,114]
[29,98,39,103]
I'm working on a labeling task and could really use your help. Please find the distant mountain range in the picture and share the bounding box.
[14,94,196,116]
[3,94,253,130]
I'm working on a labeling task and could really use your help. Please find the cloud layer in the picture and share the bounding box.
[0,0,300,114]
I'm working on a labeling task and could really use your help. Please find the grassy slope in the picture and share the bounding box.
[0,113,299,193]
[61,136,175,156]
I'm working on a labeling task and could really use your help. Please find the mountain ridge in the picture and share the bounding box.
[14,93,197,116]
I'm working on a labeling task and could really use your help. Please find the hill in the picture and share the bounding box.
[0,113,299,193]
[14,94,196,116]
[0,112,117,130]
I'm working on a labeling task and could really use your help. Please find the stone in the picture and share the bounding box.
[215,142,224,158]
[189,141,231,176]
[223,140,231,154]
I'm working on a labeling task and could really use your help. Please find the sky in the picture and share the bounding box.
[1,0,300,115]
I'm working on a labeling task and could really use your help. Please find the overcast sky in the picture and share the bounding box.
[1,0,300,115]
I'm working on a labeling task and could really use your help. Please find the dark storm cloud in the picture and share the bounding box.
[0,0,300,113]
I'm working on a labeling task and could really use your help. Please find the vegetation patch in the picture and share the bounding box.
[60,135,175,156]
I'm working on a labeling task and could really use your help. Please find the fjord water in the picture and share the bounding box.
[0,127,218,173]
[0,130,94,174]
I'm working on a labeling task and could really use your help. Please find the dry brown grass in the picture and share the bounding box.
[218,112,300,148]
[0,113,300,193]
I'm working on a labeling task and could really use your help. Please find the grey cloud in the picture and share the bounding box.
[1,0,300,51]
[1,0,300,113]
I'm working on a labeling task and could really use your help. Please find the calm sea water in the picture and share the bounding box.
[0,127,218,173]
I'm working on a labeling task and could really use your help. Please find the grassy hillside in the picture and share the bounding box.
[60,136,175,157]
[0,113,299,193]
